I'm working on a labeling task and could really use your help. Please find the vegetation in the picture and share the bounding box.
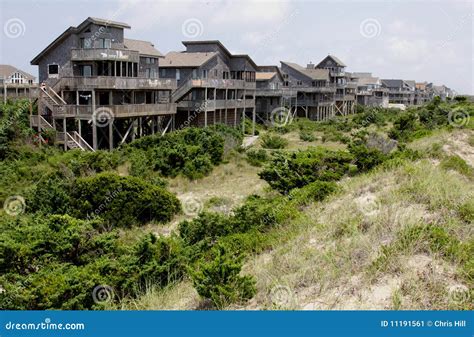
[1,98,473,310]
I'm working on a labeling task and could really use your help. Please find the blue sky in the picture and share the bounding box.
[0,0,472,93]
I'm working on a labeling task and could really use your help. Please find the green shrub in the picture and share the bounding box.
[299,131,316,142]
[260,133,288,149]
[179,212,236,246]
[190,243,256,308]
[125,127,238,179]
[348,143,387,172]
[441,155,474,178]
[289,180,338,205]
[70,172,181,227]
[259,148,354,193]
[246,148,269,166]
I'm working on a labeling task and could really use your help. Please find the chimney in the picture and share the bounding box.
[306,62,314,69]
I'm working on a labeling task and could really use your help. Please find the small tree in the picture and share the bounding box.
[190,243,256,309]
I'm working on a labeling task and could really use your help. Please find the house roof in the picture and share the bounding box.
[356,76,380,86]
[256,72,277,81]
[31,17,131,65]
[316,55,347,68]
[381,79,405,88]
[124,38,163,57]
[181,40,258,69]
[281,61,329,81]
[0,64,35,80]
[160,51,217,68]
[351,72,372,78]
[405,80,416,88]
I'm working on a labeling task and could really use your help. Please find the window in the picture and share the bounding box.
[99,38,111,48]
[214,69,218,77]
[146,57,151,64]
[145,68,151,78]
[223,71,229,79]
[297,80,303,86]
[176,69,180,81]
[80,65,92,77]
[80,38,92,49]
[202,69,208,79]
[160,68,167,77]
[48,64,59,75]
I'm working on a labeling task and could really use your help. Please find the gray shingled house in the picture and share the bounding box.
[30,17,177,151]
[350,72,388,107]
[380,79,415,105]
[159,40,257,133]
[254,65,296,122]
[0,64,38,102]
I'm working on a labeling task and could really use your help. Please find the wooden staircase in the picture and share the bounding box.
[32,84,94,152]
[39,84,67,116]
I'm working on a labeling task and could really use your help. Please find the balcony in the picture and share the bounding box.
[188,78,256,90]
[335,94,355,101]
[71,48,140,63]
[255,88,297,96]
[58,76,177,90]
[177,98,256,110]
[54,103,177,118]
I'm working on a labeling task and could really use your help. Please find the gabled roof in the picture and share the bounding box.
[0,64,35,80]
[160,51,217,68]
[181,40,258,70]
[381,79,405,88]
[281,61,329,81]
[257,65,284,81]
[256,72,277,81]
[124,38,163,57]
[31,17,131,65]
[316,55,346,68]
[356,76,380,86]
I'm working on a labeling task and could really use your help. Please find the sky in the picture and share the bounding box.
[0,0,472,93]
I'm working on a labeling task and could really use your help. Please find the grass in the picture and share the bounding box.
[119,124,474,311]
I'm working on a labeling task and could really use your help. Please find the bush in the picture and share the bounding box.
[125,127,239,179]
[259,148,354,193]
[289,180,338,205]
[179,212,236,246]
[70,172,181,227]
[299,131,316,142]
[260,133,288,149]
[190,243,256,308]
[246,148,269,166]
[441,155,473,178]
[348,143,387,172]
[0,215,188,310]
